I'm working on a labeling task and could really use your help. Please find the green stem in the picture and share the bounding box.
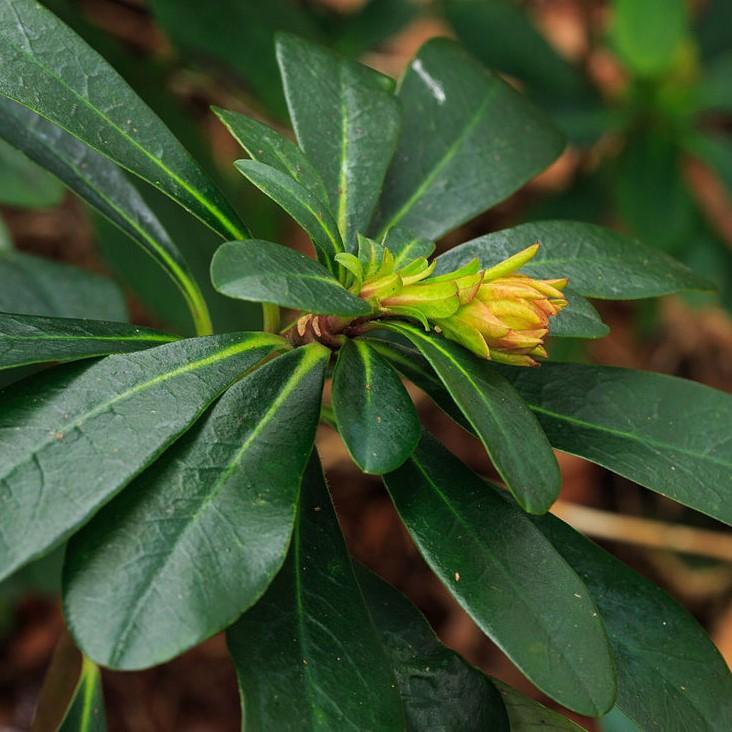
[183,280,214,337]
[262,303,280,333]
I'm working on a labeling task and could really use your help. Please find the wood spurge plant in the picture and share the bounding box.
[1,1,731,729]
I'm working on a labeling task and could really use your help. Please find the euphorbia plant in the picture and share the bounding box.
[0,1,731,729]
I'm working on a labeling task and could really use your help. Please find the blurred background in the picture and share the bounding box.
[1,1,730,729]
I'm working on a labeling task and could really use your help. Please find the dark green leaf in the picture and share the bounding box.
[696,52,732,113]
[213,107,330,206]
[437,220,712,298]
[0,99,212,334]
[494,680,586,731]
[0,136,63,208]
[64,345,328,670]
[0,332,286,581]
[227,453,405,731]
[276,34,401,249]
[687,133,732,194]
[211,239,371,316]
[696,0,732,61]
[0,312,177,370]
[356,565,510,731]
[551,289,609,339]
[383,226,436,268]
[235,160,343,273]
[332,339,419,474]
[610,0,687,77]
[0,0,246,240]
[373,38,564,240]
[444,0,586,98]
[0,250,127,321]
[379,322,560,514]
[535,514,732,730]
[500,362,732,526]
[383,434,616,716]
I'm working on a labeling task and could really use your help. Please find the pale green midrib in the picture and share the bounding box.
[393,238,426,269]
[378,90,494,237]
[406,454,605,710]
[336,80,350,239]
[78,658,99,732]
[4,332,176,343]
[106,348,324,664]
[3,336,282,483]
[7,33,245,240]
[528,404,731,470]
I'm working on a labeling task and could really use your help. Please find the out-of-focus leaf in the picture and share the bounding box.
[610,0,688,77]
[0,313,177,370]
[687,132,732,194]
[332,339,420,474]
[356,565,510,731]
[0,136,63,209]
[211,239,371,316]
[437,220,712,298]
[0,332,286,581]
[380,322,560,514]
[64,346,327,670]
[227,453,405,730]
[383,433,616,716]
[696,52,732,113]
[500,362,732,526]
[373,38,564,240]
[0,0,246,240]
[535,514,732,730]
[696,0,732,61]
[495,680,587,730]
[0,250,127,321]
[276,34,401,249]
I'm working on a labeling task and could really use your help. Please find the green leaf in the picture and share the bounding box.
[499,362,732,526]
[0,250,127,321]
[551,289,609,339]
[383,433,616,716]
[383,226,436,269]
[0,312,177,370]
[212,107,330,206]
[444,0,586,98]
[332,339,419,474]
[373,38,564,241]
[437,220,712,299]
[64,345,327,670]
[696,52,732,113]
[356,564,510,731]
[211,239,371,316]
[0,136,64,209]
[535,514,732,730]
[696,0,732,61]
[610,0,688,77]
[0,332,286,581]
[379,322,560,514]
[58,656,106,732]
[493,680,586,731]
[687,133,732,194]
[235,160,343,273]
[0,0,246,240]
[276,34,401,249]
[227,453,405,731]
[0,99,212,335]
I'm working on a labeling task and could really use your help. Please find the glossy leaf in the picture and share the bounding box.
[0,136,63,208]
[0,0,246,240]
[64,345,328,670]
[500,362,732,525]
[0,250,127,321]
[332,339,419,474]
[535,514,732,730]
[610,0,687,77]
[551,289,609,339]
[383,226,436,269]
[0,332,286,581]
[0,312,177,370]
[213,107,329,206]
[436,220,712,299]
[235,159,343,272]
[383,434,616,716]
[373,38,564,240]
[0,99,212,334]
[380,322,560,514]
[211,239,371,316]
[494,680,586,731]
[356,565,510,730]
[276,34,401,248]
[227,453,405,731]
